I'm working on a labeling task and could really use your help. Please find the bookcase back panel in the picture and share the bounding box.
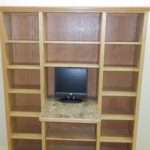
[102,96,135,115]
[104,45,140,67]
[12,139,42,150]
[103,72,138,91]
[9,69,40,89]
[106,13,143,42]
[7,44,40,65]
[47,122,96,140]
[47,68,98,97]
[101,120,134,137]
[101,143,131,150]
[46,44,99,63]
[47,141,95,150]
[4,13,39,40]
[11,117,41,133]
[10,94,41,112]
[44,13,100,41]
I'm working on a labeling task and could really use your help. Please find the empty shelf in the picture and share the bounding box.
[44,63,99,68]
[11,133,41,140]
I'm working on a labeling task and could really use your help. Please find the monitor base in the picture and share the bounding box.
[60,96,82,103]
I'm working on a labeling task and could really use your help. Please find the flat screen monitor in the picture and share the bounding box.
[55,67,88,103]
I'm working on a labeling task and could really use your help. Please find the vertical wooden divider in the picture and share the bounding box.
[132,12,149,150]
[39,12,46,150]
[96,12,106,150]
[0,12,12,150]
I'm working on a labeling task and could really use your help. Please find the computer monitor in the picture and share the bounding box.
[55,67,88,103]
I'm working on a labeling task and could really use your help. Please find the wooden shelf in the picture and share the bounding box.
[100,136,132,143]
[103,66,139,72]
[101,114,134,120]
[11,133,41,140]
[44,63,99,68]
[1,8,146,150]
[5,40,39,44]
[10,111,40,117]
[8,88,41,94]
[46,124,96,142]
[47,141,95,150]
[44,41,100,45]
[105,42,141,45]
[7,65,40,70]
[102,91,137,97]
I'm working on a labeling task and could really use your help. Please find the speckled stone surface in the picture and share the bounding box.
[39,98,100,123]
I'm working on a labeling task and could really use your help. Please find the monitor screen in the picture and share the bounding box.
[55,67,88,96]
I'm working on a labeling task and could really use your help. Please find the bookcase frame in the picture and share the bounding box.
[0,7,149,150]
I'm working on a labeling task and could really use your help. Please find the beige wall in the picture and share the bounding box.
[0,1,150,150]
[136,12,150,150]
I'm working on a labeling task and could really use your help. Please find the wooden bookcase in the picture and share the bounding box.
[0,7,149,150]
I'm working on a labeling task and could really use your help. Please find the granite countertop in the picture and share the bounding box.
[39,98,100,123]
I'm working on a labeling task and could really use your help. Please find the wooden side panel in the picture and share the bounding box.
[47,68,98,97]
[44,13,100,41]
[46,44,99,63]
[106,13,143,42]
[4,13,39,40]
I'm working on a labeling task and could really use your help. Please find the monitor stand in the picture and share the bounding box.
[60,95,82,103]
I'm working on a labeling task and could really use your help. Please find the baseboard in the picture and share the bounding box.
[0,144,8,150]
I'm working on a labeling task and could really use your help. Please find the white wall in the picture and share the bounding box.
[0,0,150,6]
[0,43,7,149]
[0,1,150,150]
[137,12,150,150]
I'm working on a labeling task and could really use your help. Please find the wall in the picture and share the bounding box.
[0,42,7,149]
[136,12,150,150]
[0,1,150,150]
[0,0,150,6]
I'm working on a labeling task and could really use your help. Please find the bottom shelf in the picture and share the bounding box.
[101,143,132,150]
[47,141,95,150]
[12,139,42,150]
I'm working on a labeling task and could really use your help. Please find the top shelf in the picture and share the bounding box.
[3,12,144,43]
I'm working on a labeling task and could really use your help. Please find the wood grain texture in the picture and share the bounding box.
[46,44,99,63]
[44,13,100,41]
[10,69,40,89]
[102,96,135,115]
[101,143,131,150]
[104,45,140,67]
[6,43,40,65]
[0,7,149,12]
[46,122,96,141]
[47,141,95,150]
[101,120,133,137]
[12,139,42,150]
[103,72,138,92]
[4,13,39,40]
[106,13,143,42]
[10,94,41,112]
[11,117,41,134]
